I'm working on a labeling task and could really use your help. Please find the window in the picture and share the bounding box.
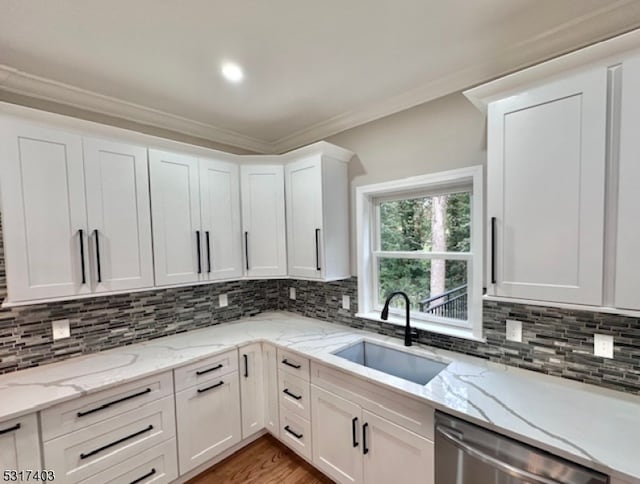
[356,166,483,340]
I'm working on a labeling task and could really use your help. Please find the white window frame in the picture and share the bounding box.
[355,165,484,341]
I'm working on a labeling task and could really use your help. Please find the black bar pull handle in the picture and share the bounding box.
[491,217,497,284]
[206,231,211,273]
[284,425,303,439]
[243,354,249,378]
[130,468,156,484]
[93,229,102,283]
[196,363,223,376]
[315,228,321,271]
[281,359,301,369]
[0,423,20,435]
[77,388,152,417]
[78,229,86,284]
[352,417,359,447]
[80,424,154,460]
[362,422,369,455]
[283,388,302,400]
[196,230,202,274]
[244,231,249,271]
[197,380,225,394]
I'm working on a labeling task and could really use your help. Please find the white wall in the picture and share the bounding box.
[326,92,486,274]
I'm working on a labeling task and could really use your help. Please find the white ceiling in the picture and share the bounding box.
[2,0,640,153]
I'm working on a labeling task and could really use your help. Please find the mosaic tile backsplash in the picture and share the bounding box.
[1,214,639,395]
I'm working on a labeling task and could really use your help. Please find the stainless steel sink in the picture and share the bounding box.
[333,340,447,385]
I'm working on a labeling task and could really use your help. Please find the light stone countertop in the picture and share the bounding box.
[0,311,638,482]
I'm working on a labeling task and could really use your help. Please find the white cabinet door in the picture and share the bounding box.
[199,157,243,281]
[487,67,607,305]
[239,343,264,439]
[311,385,363,484]
[262,343,280,436]
[362,410,434,484]
[285,156,324,279]
[175,374,241,475]
[83,138,153,292]
[0,414,41,472]
[149,149,202,286]
[240,165,287,277]
[0,118,89,301]
[615,55,640,310]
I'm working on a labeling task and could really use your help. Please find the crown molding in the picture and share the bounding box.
[271,1,640,153]
[0,64,275,154]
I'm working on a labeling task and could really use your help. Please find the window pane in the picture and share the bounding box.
[379,192,470,252]
[378,258,468,321]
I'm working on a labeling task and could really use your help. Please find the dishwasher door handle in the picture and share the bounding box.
[435,425,562,484]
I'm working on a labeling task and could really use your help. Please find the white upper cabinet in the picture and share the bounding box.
[285,153,349,281]
[0,118,90,302]
[149,149,202,286]
[615,54,640,310]
[83,138,154,292]
[240,165,287,277]
[486,67,608,306]
[199,157,243,280]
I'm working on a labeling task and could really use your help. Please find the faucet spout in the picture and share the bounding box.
[380,291,414,347]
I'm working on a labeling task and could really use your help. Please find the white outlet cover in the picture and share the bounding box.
[289,287,296,300]
[219,294,228,308]
[594,334,614,359]
[342,295,350,310]
[52,319,70,340]
[505,319,522,343]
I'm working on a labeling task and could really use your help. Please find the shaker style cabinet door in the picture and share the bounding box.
[285,156,324,279]
[0,413,41,473]
[199,157,243,281]
[149,149,202,286]
[487,66,607,305]
[263,343,280,436]
[83,138,153,293]
[240,165,287,277]
[0,118,89,302]
[238,343,265,439]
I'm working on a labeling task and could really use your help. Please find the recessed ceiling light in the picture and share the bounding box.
[221,62,244,83]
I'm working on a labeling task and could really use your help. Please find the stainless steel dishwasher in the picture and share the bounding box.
[435,412,609,484]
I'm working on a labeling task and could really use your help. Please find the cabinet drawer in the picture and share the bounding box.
[279,407,311,462]
[0,413,41,471]
[77,438,178,484]
[41,371,173,441]
[311,361,434,440]
[278,370,310,420]
[174,349,238,392]
[44,396,175,483]
[277,348,309,380]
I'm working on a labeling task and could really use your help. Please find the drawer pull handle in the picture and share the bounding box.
[196,363,223,376]
[130,468,156,484]
[77,388,152,417]
[362,422,369,455]
[281,359,301,369]
[283,388,302,400]
[0,423,20,435]
[243,354,249,378]
[284,425,303,439]
[197,380,225,393]
[80,424,154,460]
[352,417,359,447]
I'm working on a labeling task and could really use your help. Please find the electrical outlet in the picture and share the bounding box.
[289,287,296,300]
[342,295,350,310]
[594,334,614,359]
[505,319,522,343]
[52,319,70,340]
[219,294,228,308]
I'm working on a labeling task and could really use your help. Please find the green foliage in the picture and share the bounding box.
[378,192,470,311]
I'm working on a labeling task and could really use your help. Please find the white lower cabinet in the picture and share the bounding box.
[239,343,264,439]
[279,407,313,461]
[175,373,241,475]
[311,375,435,484]
[0,413,41,472]
[263,343,280,435]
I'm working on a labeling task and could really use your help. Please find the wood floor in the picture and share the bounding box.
[187,435,334,484]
